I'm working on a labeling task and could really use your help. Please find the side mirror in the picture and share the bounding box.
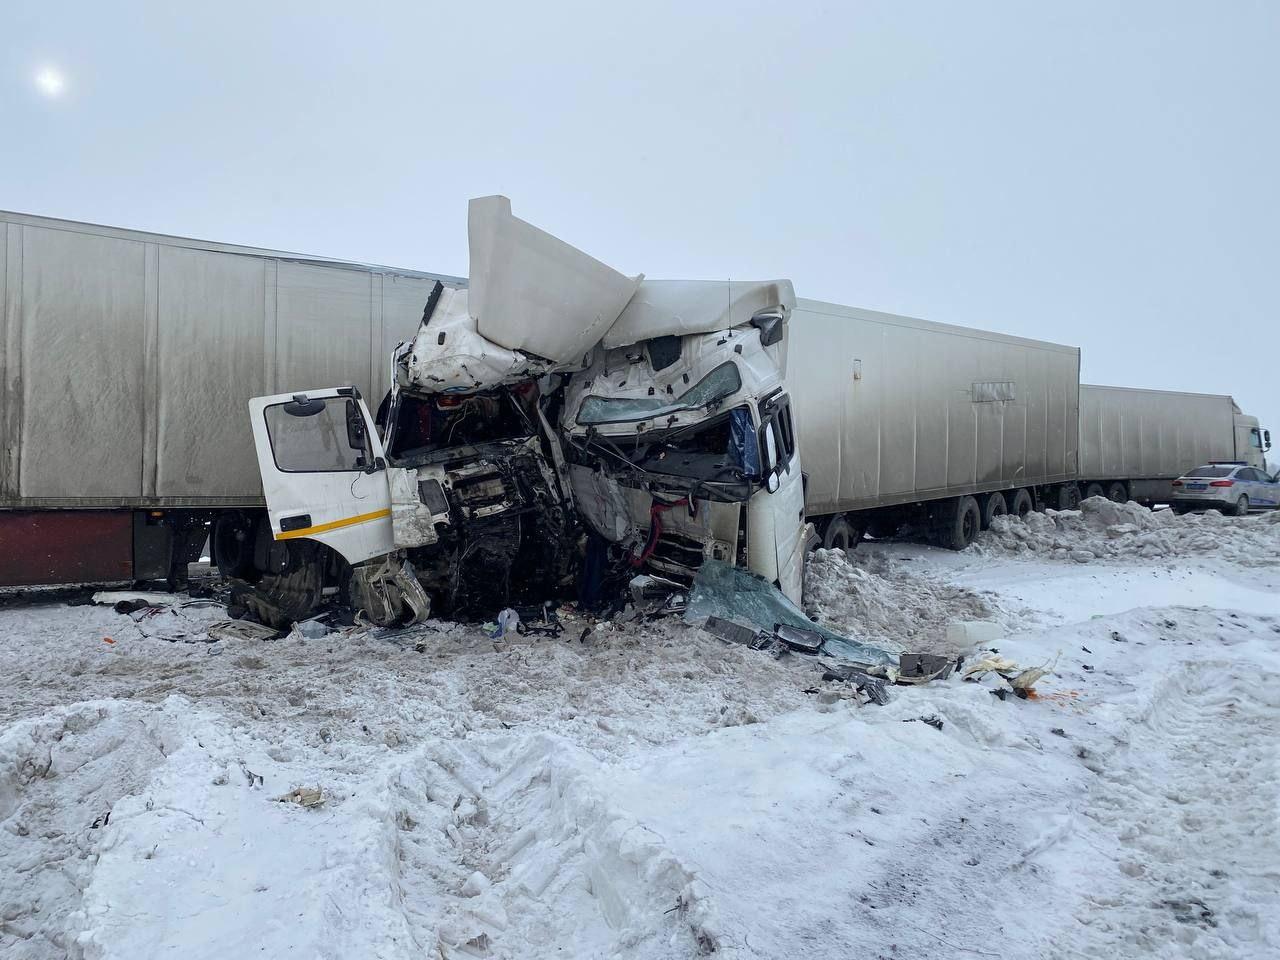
[766,470,781,493]
[1265,429,1272,451]
[750,306,787,347]
[283,394,326,417]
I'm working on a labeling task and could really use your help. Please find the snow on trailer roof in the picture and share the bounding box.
[0,208,467,285]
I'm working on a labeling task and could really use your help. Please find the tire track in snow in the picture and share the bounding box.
[1051,661,1280,959]
[386,735,717,959]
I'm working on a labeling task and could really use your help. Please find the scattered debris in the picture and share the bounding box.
[206,619,279,643]
[774,623,825,655]
[483,608,521,640]
[92,590,183,608]
[275,786,324,808]
[292,617,333,639]
[903,715,944,731]
[687,560,895,666]
[515,602,565,638]
[945,620,1004,649]
[1050,728,1068,738]
[962,654,1021,681]
[1009,654,1060,693]
[820,664,891,705]
[897,653,955,684]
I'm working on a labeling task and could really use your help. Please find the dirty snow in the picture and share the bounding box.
[3,508,1280,959]
[976,495,1280,565]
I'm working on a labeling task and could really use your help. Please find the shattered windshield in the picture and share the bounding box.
[578,362,742,425]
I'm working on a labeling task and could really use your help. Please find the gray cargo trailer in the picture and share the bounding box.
[0,210,460,586]
[789,299,1081,548]
[1078,384,1268,504]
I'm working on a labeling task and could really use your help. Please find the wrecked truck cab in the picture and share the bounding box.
[558,281,807,602]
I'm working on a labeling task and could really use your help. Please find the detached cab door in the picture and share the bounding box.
[249,388,395,565]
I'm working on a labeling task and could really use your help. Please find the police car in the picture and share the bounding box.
[1170,461,1280,515]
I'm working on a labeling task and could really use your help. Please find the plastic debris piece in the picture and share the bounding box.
[903,715,944,730]
[897,653,955,684]
[206,620,280,643]
[275,786,324,808]
[961,655,1020,680]
[485,608,521,640]
[1009,653,1060,692]
[821,664,891,705]
[944,620,1004,649]
[774,623,824,655]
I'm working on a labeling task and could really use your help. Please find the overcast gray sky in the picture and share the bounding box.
[4,1,1277,444]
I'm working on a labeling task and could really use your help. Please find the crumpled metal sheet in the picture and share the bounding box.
[684,560,895,667]
[602,278,795,349]
[468,195,641,364]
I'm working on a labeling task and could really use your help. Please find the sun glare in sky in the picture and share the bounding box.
[34,65,66,98]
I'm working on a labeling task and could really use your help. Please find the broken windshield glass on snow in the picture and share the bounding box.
[577,362,742,425]
[684,560,895,667]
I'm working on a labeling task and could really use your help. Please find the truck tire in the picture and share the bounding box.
[1234,495,1250,516]
[1084,482,1105,500]
[821,516,863,551]
[1106,482,1127,503]
[1056,484,1081,511]
[981,492,1007,529]
[935,496,981,551]
[212,511,258,581]
[1010,488,1034,520]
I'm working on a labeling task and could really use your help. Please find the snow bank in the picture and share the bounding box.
[804,547,997,652]
[976,497,1280,565]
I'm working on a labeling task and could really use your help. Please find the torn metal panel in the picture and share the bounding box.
[397,285,555,392]
[561,326,786,439]
[568,464,634,543]
[602,279,795,350]
[387,466,442,549]
[468,195,642,364]
[398,437,576,614]
[348,556,432,626]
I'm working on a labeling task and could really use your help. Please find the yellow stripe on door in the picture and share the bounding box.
[275,508,391,540]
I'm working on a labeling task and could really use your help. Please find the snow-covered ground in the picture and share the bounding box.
[3,505,1279,959]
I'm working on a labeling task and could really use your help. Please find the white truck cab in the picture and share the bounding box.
[246,197,810,624]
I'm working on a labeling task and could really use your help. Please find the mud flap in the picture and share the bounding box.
[348,557,432,627]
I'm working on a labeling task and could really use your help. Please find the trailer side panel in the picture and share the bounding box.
[791,299,1080,515]
[0,211,460,509]
[1078,385,1236,481]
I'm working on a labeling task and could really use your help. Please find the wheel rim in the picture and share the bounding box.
[1239,497,1249,514]
[962,508,978,543]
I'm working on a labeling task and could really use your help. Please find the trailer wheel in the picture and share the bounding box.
[935,496,981,551]
[1106,482,1128,503]
[980,492,1007,529]
[1084,482,1105,500]
[1056,484,1081,511]
[212,511,258,581]
[821,516,863,551]
[1010,488,1034,520]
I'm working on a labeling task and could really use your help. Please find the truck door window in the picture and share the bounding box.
[1251,429,1263,449]
[264,397,372,472]
[777,399,796,461]
[762,419,778,473]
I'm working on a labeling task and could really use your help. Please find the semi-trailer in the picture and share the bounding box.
[3,200,1272,627]
[0,209,461,588]
[1076,384,1269,505]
